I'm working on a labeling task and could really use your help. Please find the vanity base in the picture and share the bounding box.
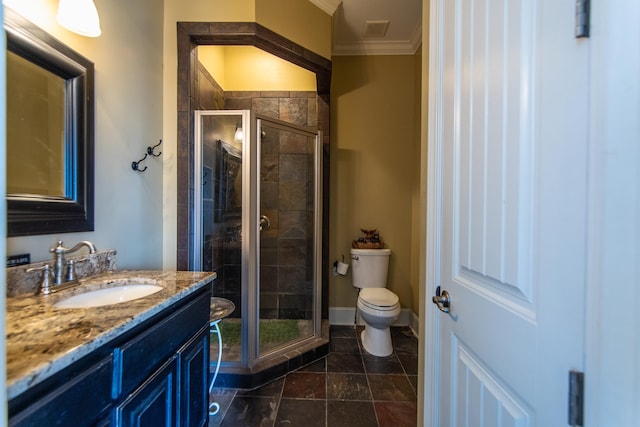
[9,285,212,427]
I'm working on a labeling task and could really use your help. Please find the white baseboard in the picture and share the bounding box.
[409,310,419,337]
[329,307,359,326]
[329,306,419,334]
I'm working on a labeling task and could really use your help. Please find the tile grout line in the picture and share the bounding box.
[357,329,383,427]
[212,327,418,427]
[325,356,328,427]
[208,388,237,426]
[271,375,285,427]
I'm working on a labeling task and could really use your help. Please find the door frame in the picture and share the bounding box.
[420,0,640,425]
[583,0,640,425]
[420,0,444,424]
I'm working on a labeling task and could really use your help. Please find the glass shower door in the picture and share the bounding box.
[195,110,249,366]
[194,110,322,369]
[256,116,321,358]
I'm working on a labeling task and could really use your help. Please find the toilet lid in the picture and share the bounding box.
[359,288,399,307]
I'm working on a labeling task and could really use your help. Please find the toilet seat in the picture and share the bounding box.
[359,288,399,311]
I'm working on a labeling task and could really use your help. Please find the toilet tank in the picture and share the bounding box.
[350,248,391,288]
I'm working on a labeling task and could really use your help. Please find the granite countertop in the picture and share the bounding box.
[6,270,216,401]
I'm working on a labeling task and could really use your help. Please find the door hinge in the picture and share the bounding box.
[568,370,584,426]
[575,0,590,38]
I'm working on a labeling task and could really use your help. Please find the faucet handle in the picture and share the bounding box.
[65,259,77,282]
[27,264,53,295]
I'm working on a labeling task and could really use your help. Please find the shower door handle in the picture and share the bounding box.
[259,215,271,231]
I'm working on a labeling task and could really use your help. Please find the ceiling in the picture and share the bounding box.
[310,0,423,56]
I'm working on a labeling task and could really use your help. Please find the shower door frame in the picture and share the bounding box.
[254,115,323,366]
[193,109,253,370]
[193,110,323,370]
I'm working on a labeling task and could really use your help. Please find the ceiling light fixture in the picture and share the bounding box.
[56,0,102,37]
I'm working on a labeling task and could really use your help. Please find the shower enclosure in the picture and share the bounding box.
[193,110,323,383]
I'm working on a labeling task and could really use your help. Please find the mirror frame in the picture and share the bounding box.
[5,9,95,237]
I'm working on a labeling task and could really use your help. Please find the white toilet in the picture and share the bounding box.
[351,248,401,357]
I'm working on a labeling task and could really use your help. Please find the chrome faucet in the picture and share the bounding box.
[50,240,97,286]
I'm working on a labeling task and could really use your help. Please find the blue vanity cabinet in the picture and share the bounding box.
[113,326,210,427]
[8,285,211,427]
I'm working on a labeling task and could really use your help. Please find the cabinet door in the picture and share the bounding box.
[179,326,209,427]
[114,356,178,427]
[113,292,210,399]
[9,356,112,427]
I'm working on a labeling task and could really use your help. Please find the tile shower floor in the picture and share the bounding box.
[209,325,418,427]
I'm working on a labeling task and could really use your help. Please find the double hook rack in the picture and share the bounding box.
[132,140,163,172]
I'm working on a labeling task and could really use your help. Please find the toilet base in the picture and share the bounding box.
[361,326,393,357]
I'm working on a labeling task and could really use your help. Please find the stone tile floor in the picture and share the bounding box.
[209,325,418,427]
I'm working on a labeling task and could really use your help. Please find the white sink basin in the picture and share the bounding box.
[54,283,163,309]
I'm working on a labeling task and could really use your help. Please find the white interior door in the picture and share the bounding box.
[425,0,589,425]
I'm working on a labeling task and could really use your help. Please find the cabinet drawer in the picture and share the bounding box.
[112,291,210,398]
[10,355,112,427]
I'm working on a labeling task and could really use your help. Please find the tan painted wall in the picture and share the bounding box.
[198,46,317,91]
[410,48,423,316]
[162,0,256,269]
[165,0,256,22]
[162,0,330,268]
[256,0,331,60]
[5,0,165,267]
[330,55,421,314]
[198,46,227,88]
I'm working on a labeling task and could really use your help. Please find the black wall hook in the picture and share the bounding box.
[147,139,163,157]
[131,153,148,172]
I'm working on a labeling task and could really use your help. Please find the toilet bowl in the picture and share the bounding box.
[357,287,401,357]
[350,247,401,357]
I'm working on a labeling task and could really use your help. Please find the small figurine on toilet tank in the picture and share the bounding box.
[352,228,384,249]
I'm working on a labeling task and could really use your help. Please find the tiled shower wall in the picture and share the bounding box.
[197,63,317,320]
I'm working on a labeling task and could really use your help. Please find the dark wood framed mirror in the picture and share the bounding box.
[5,8,95,237]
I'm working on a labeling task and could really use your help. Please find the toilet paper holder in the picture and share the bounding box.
[333,255,350,276]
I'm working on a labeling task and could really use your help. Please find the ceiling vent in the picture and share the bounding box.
[362,20,390,37]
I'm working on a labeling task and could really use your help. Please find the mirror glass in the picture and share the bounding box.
[5,9,95,237]
[7,51,66,196]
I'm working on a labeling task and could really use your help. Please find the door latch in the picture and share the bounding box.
[432,286,451,313]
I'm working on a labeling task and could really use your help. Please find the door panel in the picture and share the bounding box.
[442,0,538,414]
[428,0,588,424]
[453,340,531,426]
[454,0,535,307]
